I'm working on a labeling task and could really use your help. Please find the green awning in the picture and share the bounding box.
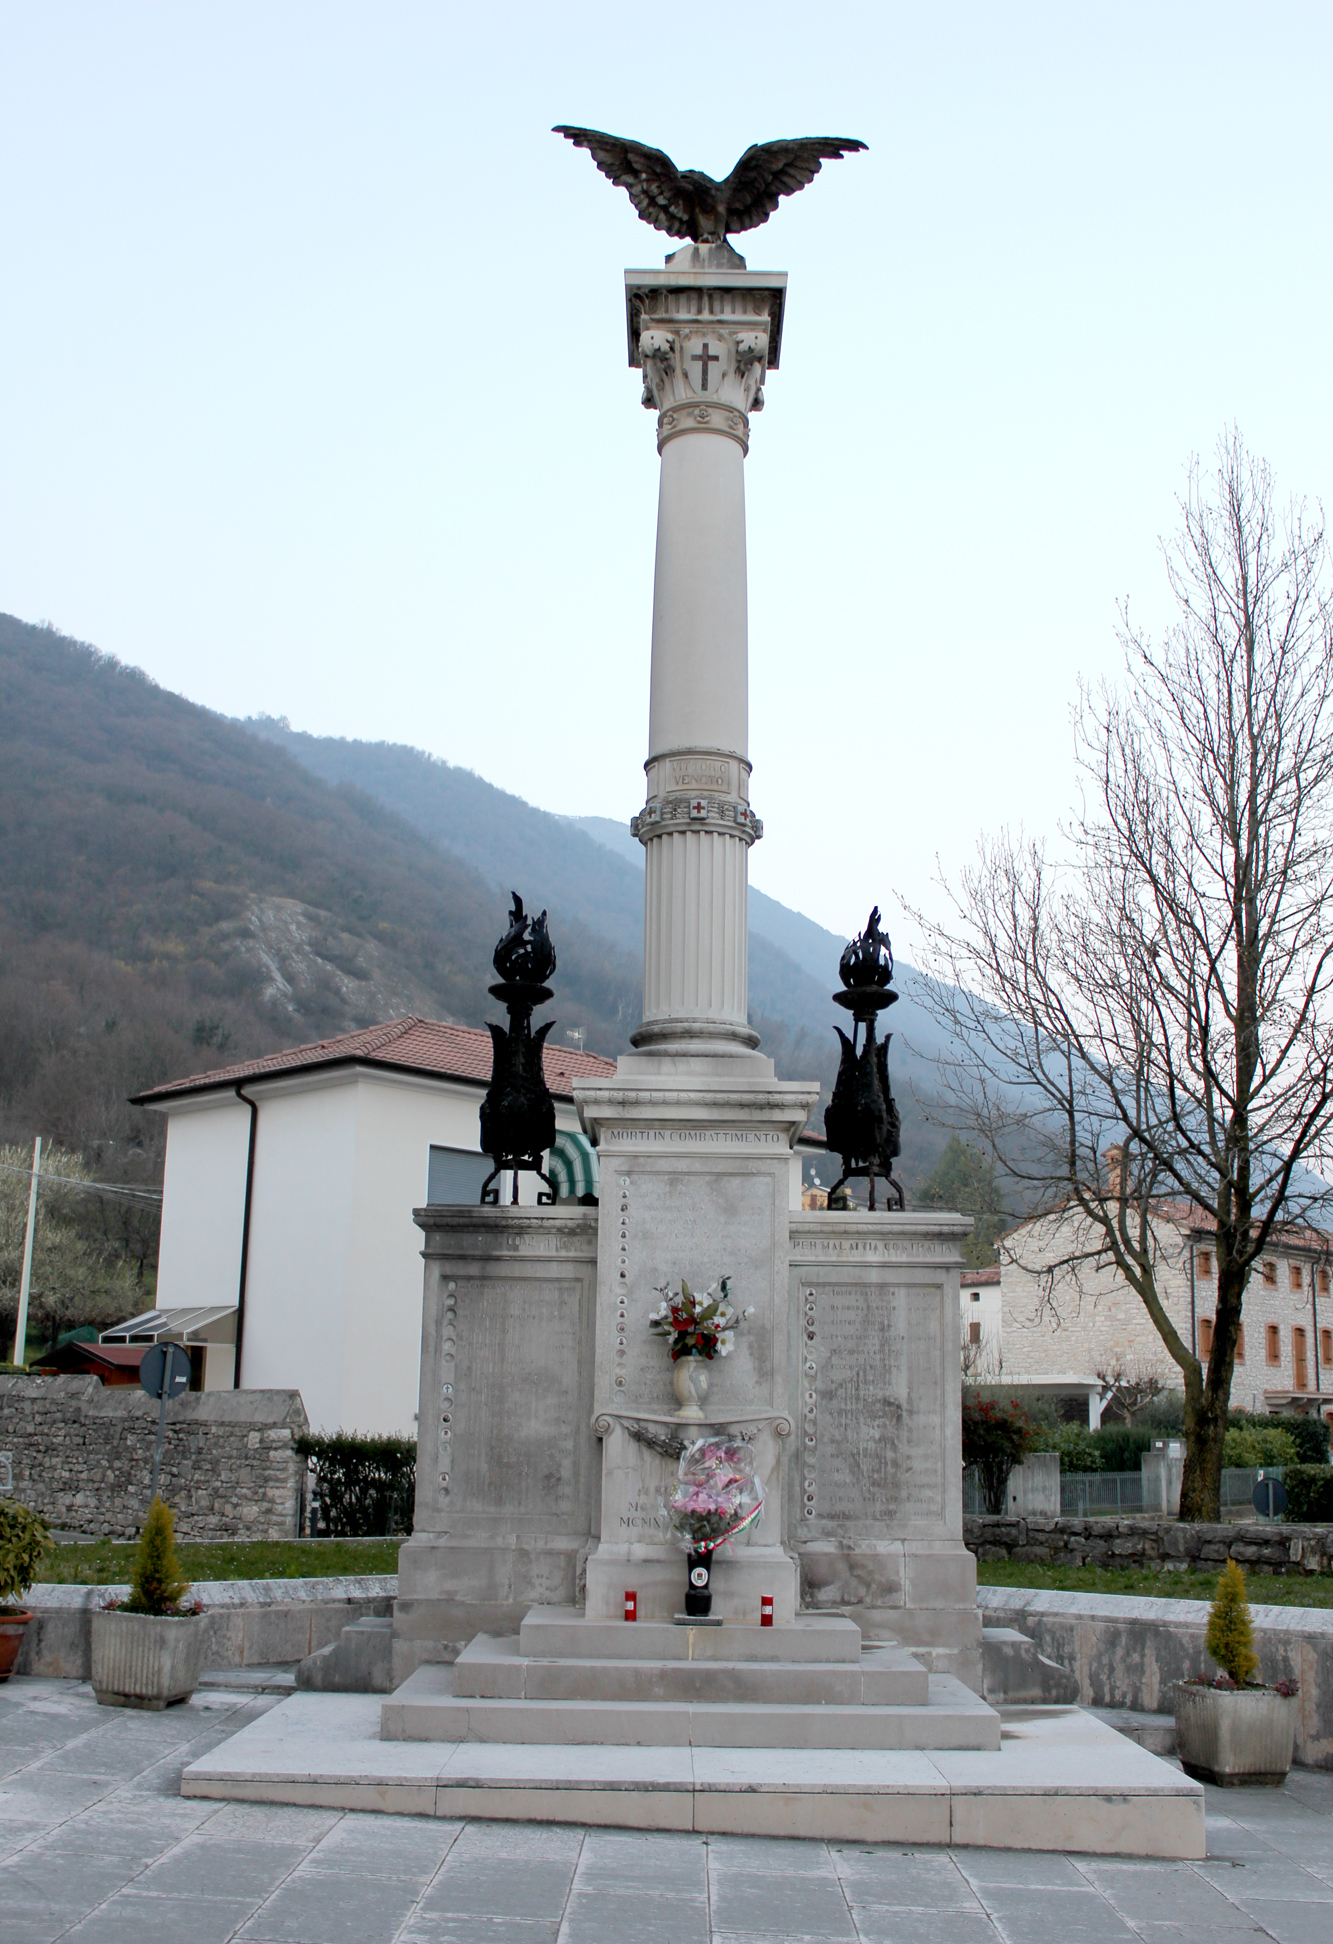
[548,1131,599,1200]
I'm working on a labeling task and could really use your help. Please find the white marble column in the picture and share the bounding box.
[627,245,786,1059]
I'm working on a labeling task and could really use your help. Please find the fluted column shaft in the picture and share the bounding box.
[626,248,785,1057]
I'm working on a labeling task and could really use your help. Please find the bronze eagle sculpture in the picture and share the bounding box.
[553,127,866,244]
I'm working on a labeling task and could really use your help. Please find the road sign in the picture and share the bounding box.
[138,1342,192,1504]
[138,1342,192,1402]
[1252,1472,1288,1520]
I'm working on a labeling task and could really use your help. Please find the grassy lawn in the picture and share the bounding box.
[37,1536,402,1586]
[35,1537,1333,1607]
[976,1557,1333,1606]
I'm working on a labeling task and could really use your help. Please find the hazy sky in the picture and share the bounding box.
[3,3,1330,950]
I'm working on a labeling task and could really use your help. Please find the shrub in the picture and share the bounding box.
[1228,1411,1330,1464]
[1205,1560,1258,1685]
[1283,1465,1333,1523]
[962,1397,1031,1515]
[1223,1425,1299,1468]
[1269,1414,1330,1466]
[1090,1424,1154,1473]
[1028,1422,1104,1473]
[0,1499,52,1609]
[296,1433,416,1538]
[121,1497,191,1616]
[1133,1392,1187,1434]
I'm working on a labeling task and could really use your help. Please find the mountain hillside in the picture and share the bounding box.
[240,719,953,1140]
[0,614,642,1161]
[567,814,962,1074]
[0,614,950,1200]
[241,718,843,1036]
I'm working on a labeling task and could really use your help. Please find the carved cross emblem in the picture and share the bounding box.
[690,341,719,392]
[689,798,709,819]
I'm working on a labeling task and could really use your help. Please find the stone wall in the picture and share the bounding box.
[965,1512,1333,1577]
[0,1375,307,1540]
[18,1573,395,1679]
[978,1585,1333,1770]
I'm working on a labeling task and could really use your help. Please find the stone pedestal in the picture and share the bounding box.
[789,1214,981,1689]
[393,1208,599,1683]
[576,1062,818,1626]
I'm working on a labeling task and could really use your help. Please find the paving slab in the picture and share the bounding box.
[2,1674,1330,1938]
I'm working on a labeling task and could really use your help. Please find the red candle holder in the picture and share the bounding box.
[760,1594,774,1627]
[624,1590,638,1622]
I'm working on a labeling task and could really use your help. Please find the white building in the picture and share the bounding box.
[127,1014,826,1437]
[127,1018,616,1435]
[994,1198,1333,1425]
[960,1264,1001,1365]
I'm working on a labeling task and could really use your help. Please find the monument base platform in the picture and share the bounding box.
[380,1605,1000,1752]
[180,1692,1205,1856]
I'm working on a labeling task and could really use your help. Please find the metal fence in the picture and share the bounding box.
[964,1463,1287,1519]
[1059,1470,1145,1517]
[1220,1465,1285,1513]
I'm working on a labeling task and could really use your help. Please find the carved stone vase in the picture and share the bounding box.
[672,1353,710,1421]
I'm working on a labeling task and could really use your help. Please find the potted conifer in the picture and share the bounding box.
[0,1499,52,1680]
[1172,1560,1297,1785]
[90,1497,206,1709]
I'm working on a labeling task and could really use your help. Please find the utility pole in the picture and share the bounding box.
[11,1136,42,1367]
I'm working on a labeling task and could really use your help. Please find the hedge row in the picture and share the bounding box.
[294,1433,416,1538]
[1284,1465,1333,1524]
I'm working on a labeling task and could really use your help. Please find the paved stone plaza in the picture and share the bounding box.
[3,1678,1332,1943]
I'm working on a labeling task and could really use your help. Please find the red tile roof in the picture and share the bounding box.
[133,1016,618,1106]
[961,1266,1001,1285]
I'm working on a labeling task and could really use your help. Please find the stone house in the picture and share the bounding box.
[995,1195,1333,1425]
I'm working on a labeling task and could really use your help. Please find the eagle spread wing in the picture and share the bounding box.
[555,127,866,241]
[721,138,867,234]
[553,127,695,238]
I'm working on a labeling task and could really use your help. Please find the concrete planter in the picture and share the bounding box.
[1172,1681,1296,1786]
[0,1610,32,1682]
[90,1609,207,1710]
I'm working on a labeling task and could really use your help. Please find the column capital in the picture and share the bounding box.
[625,261,787,451]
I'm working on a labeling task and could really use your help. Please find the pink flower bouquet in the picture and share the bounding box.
[664,1435,764,1556]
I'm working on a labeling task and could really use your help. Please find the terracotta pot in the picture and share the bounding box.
[1172,1682,1296,1786]
[90,1609,206,1710]
[0,1610,32,1682]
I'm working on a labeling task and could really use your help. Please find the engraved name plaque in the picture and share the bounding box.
[802,1282,944,1529]
[450,1278,581,1518]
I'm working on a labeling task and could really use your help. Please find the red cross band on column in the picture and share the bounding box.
[689,798,708,819]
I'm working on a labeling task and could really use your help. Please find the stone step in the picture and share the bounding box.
[186,1688,1206,1857]
[450,1634,928,1705]
[982,1627,1079,1707]
[517,1605,863,1663]
[382,1664,1000,1750]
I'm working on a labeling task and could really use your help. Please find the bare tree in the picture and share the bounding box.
[910,433,1333,1520]
[1095,1357,1168,1425]
[960,1321,1001,1383]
